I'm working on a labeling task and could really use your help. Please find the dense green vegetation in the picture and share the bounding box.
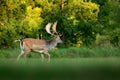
[0,0,120,48]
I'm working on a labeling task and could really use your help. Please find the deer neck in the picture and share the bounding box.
[47,37,58,50]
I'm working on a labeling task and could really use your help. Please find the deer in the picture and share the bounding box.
[15,21,62,62]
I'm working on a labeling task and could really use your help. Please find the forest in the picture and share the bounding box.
[0,0,120,48]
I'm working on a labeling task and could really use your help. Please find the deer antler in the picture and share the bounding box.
[46,21,58,35]
[52,21,58,34]
[45,23,53,35]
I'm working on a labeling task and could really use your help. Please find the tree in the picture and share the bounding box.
[2,0,119,48]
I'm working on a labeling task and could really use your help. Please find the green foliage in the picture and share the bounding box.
[60,0,100,46]
[0,0,120,48]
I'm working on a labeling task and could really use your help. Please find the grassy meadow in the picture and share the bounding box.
[0,47,120,80]
[0,47,120,58]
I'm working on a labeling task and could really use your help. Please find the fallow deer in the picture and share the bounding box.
[15,21,62,62]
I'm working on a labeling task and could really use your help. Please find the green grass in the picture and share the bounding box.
[0,47,120,80]
[0,47,120,58]
[0,58,120,80]
[0,57,120,71]
[0,57,120,66]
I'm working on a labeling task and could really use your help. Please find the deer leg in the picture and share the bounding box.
[41,54,44,62]
[17,52,24,61]
[17,45,25,61]
[23,50,30,60]
[23,53,27,60]
[43,50,50,62]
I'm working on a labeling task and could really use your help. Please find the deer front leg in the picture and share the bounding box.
[43,50,50,62]
[41,54,44,62]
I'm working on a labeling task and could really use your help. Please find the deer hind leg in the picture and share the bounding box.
[23,49,31,60]
[17,51,24,61]
[17,48,30,61]
[43,50,50,62]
